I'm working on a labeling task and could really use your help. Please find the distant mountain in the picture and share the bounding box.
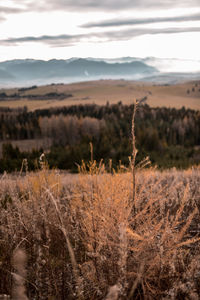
[0,68,14,80]
[0,57,200,88]
[142,72,200,84]
[0,58,158,87]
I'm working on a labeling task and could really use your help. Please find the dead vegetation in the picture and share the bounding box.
[0,162,200,299]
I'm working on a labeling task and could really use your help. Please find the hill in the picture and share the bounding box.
[0,79,199,111]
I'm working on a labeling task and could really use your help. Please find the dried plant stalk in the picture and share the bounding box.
[131,100,138,215]
[105,284,120,300]
[12,249,29,300]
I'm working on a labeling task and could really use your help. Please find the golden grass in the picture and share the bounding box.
[0,163,200,299]
[0,79,199,111]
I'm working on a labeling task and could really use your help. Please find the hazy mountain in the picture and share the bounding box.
[0,58,158,87]
[142,72,200,84]
[0,68,14,80]
[0,57,199,87]
[95,57,200,73]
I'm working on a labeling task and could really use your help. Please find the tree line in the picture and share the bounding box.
[0,103,199,172]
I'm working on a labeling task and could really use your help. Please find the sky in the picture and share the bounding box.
[0,0,200,63]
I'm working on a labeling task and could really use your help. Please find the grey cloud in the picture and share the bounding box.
[105,27,200,40]
[0,15,6,22]
[0,5,26,22]
[12,0,200,12]
[95,27,200,42]
[0,34,83,46]
[4,34,79,42]
[1,26,200,46]
[82,13,200,28]
[0,5,25,14]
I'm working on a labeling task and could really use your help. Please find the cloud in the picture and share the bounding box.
[0,15,6,22]
[0,6,25,14]
[11,0,200,12]
[98,27,200,42]
[0,5,26,22]
[0,34,83,46]
[110,27,200,39]
[1,26,200,46]
[82,13,200,28]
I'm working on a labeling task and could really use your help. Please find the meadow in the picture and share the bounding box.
[0,80,200,111]
[0,162,200,299]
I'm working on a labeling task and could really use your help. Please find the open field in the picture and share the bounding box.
[0,79,200,110]
[0,138,52,159]
[0,165,200,299]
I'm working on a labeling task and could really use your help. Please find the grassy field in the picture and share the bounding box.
[0,81,200,299]
[0,79,199,110]
[0,164,200,299]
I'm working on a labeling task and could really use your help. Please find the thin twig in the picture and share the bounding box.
[131,100,138,215]
[128,262,144,300]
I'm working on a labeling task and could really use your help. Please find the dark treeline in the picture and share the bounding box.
[0,92,72,101]
[0,106,40,140]
[0,103,199,172]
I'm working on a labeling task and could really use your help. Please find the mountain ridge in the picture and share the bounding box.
[0,58,157,86]
[0,57,200,87]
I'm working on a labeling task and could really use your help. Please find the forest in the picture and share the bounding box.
[0,102,199,172]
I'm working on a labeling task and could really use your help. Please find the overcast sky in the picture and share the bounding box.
[0,0,200,62]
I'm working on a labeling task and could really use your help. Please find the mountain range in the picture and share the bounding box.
[0,57,200,87]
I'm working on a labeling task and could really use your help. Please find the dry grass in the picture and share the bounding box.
[0,163,200,299]
[12,249,28,300]
[0,80,199,111]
